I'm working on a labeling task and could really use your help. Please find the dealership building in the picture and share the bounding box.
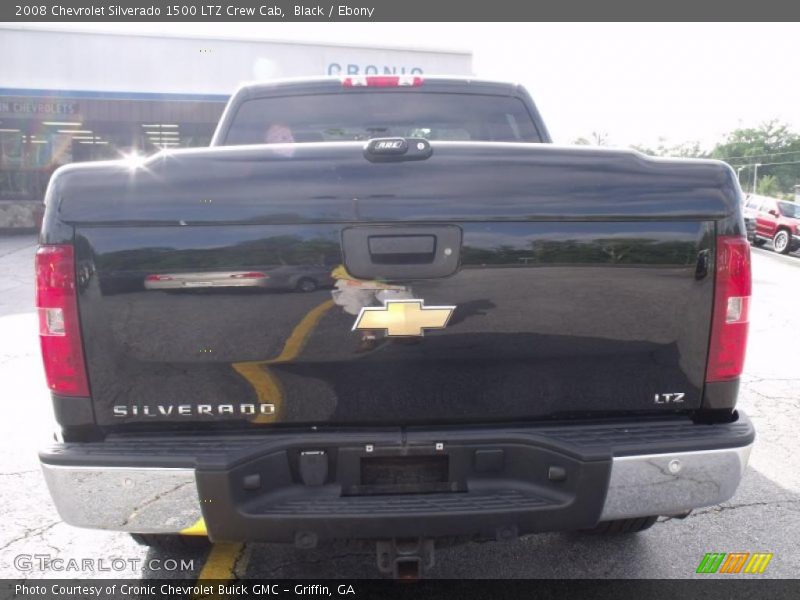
[0,27,472,229]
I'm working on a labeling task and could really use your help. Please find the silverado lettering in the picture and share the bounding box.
[112,404,276,417]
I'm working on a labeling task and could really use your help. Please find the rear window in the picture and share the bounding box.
[779,201,800,218]
[222,92,542,145]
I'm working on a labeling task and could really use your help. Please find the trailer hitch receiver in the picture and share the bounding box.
[376,538,435,579]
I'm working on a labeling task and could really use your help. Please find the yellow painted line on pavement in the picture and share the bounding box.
[180,517,207,536]
[194,542,246,598]
[231,361,284,423]
[198,543,243,579]
[274,299,335,362]
[232,299,334,423]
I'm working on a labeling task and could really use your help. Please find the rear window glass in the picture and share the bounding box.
[779,201,800,218]
[222,92,542,145]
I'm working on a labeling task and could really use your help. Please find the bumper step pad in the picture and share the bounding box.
[253,488,557,516]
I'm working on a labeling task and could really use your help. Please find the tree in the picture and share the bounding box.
[631,137,705,158]
[756,174,781,197]
[573,131,610,146]
[710,120,800,194]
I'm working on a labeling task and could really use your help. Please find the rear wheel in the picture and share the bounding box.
[130,533,211,552]
[581,516,658,535]
[296,277,318,292]
[773,230,790,254]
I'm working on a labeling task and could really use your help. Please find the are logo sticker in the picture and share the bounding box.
[696,552,773,574]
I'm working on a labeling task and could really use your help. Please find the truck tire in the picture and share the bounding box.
[773,229,791,254]
[296,277,318,292]
[581,516,658,535]
[130,533,211,552]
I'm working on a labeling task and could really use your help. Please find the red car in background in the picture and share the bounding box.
[747,195,800,254]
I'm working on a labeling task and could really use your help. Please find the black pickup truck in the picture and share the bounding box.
[37,76,753,577]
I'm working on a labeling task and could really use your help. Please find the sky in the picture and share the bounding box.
[13,22,800,149]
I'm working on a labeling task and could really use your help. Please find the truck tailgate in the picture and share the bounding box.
[56,143,733,431]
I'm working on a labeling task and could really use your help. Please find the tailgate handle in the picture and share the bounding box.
[342,226,461,280]
[368,235,436,264]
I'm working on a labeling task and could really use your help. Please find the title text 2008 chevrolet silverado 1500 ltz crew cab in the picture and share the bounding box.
[37,76,753,577]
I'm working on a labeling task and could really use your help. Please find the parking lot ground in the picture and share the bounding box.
[0,236,797,579]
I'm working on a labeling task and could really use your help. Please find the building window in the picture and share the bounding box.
[0,99,222,201]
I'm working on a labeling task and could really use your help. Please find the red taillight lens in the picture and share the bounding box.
[706,235,751,383]
[35,245,89,396]
[342,75,424,88]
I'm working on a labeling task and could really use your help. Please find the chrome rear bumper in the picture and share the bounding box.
[599,445,751,521]
[41,444,752,535]
[41,466,202,533]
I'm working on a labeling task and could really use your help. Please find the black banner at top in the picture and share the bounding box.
[2,0,800,21]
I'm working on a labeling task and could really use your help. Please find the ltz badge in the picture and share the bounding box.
[353,299,455,337]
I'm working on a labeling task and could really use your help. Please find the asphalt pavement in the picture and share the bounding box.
[0,235,797,579]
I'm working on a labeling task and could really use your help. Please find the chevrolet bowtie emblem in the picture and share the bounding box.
[352,299,456,337]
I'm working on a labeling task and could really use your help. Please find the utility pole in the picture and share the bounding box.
[752,163,761,194]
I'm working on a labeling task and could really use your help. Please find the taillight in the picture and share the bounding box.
[35,245,89,396]
[342,75,424,88]
[706,235,751,383]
